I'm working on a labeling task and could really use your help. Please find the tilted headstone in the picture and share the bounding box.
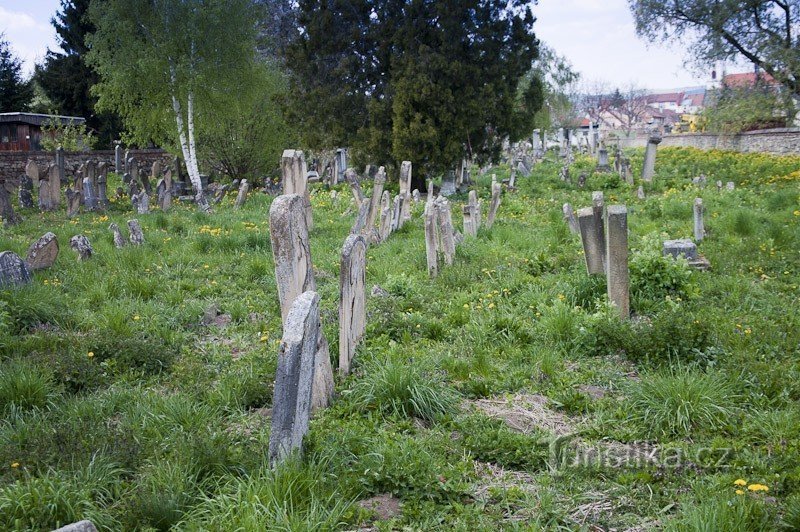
[234,179,250,209]
[399,161,412,222]
[109,223,126,248]
[365,167,386,233]
[269,194,333,410]
[562,203,579,234]
[339,234,367,375]
[69,235,93,261]
[663,239,698,260]
[18,174,34,209]
[156,178,172,212]
[53,520,98,532]
[127,219,144,245]
[641,135,662,182]
[440,170,456,197]
[578,206,605,275]
[282,149,313,231]
[486,180,502,229]
[268,290,320,465]
[66,187,81,218]
[378,190,392,243]
[345,168,364,205]
[605,205,629,319]
[350,198,370,235]
[424,202,439,278]
[0,251,31,288]
[25,232,59,271]
[390,195,402,232]
[693,198,705,242]
[213,184,230,205]
[434,197,456,266]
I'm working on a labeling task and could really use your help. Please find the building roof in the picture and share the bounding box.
[646,92,684,104]
[0,112,86,127]
[722,72,778,88]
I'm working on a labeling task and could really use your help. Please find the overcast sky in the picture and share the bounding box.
[2,0,712,90]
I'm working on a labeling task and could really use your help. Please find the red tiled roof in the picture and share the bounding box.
[646,92,683,104]
[722,72,778,87]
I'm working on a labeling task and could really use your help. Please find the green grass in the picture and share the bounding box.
[0,147,798,529]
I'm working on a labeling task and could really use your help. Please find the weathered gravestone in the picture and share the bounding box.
[463,190,480,237]
[365,167,386,236]
[663,239,698,260]
[378,191,392,243]
[96,162,109,207]
[605,205,629,319]
[434,197,456,266]
[424,202,439,278]
[268,290,320,465]
[55,147,65,185]
[115,145,122,172]
[109,223,126,248]
[345,168,365,205]
[83,177,97,211]
[596,148,611,172]
[234,179,250,209]
[399,161,412,222]
[637,186,646,200]
[52,520,98,532]
[19,174,34,209]
[693,198,705,242]
[578,206,605,275]
[48,163,61,209]
[641,135,662,182]
[0,251,32,288]
[391,195,402,232]
[339,234,367,375]
[69,235,93,261]
[269,194,333,411]
[25,232,59,271]
[562,203,579,234]
[486,180,502,229]
[212,184,230,205]
[128,219,144,245]
[350,198,370,235]
[157,179,172,212]
[412,189,420,202]
[440,170,456,197]
[282,150,313,231]
[0,179,21,225]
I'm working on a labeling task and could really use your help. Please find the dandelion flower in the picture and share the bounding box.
[735,489,744,495]
[87,352,94,358]
[747,484,769,492]
[11,462,19,468]
[260,335,268,342]
[734,479,747,486]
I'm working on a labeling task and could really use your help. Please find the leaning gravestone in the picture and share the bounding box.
[69,235,93,261]
[641,135,662,182]
[269,194,334,411]
[339,234,367,375]
[578,207,605,275]
[350,198,370,235]
[0,251,32,288]
[365,167,386,233]
[378,190,392,243]
[128,219,144,245]
[234,179,250,209]
[19,174,34,209]
[562,203,579,234]
[486,180,502,229]
[268,290,320,465]
[109,223,126,248]
[434,197,456,266]
[345,168,365,205]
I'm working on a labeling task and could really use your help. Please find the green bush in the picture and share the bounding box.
[630,232,696,304]
[0,359,57,412]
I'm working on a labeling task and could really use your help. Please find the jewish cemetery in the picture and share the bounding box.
[0,0,799,529]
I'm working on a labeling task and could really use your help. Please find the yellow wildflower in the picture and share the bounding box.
[747,484,769,492]
[87,352,94,358]
[260,335,268,342]
[734,479,747,486]
[11,462,19,468]
[735,489,744,495]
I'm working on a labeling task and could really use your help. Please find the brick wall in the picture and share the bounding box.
[617,128,800,156]
[0,149,175,181]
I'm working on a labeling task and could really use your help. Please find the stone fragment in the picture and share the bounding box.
[693,198,704,242]
[26,232,59,270]
[663,239,698,260]
[110,223,126,248]
[127,219,144,245]
[486,180,502,229]
[562,203,579,234]
[52,520,98,532]
[268,291,320,466]
[605,205,629,319]
[339,234,367,375]
[69,235,93,261]
[0,251,32,287]
[234,179,250,209]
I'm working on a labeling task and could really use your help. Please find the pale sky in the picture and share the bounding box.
[2,0,710,90]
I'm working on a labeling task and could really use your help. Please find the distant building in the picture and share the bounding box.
[0,113,86,152]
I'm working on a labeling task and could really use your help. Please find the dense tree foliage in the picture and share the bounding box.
[0,36,33,112]
[34,0,121,147]
[629,0,800,97]
[287,0,542,178]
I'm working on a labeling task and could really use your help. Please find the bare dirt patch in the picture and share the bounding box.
[468,393,578,436]
[358,493,402,522]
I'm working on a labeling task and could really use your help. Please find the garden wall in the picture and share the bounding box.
[617,128,800,156]
[0,149,175,182]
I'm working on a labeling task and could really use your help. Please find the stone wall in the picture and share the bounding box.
[0,149,175,181]
[616,128,800,156]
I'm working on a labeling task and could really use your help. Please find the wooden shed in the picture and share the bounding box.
[0,113,86,152]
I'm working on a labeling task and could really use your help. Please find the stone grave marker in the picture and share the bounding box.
[109,223,126,248]
[605,205,629,319]
[25,232,59,271]
[391,195,402,232]
[53,520,98,532]
[399,161,412,221]
[19,174,34,209]
[157,178,172,212]
[115,145,122,172]
[234,179,250,209]
[350,198,370,235]
[282,149,313,231]
[693,198,705,242]
[83,177,97,211]
[424,202,439,278]
[0,251,32,288]
[663,239,697,260]
[0,180,21,225]
[440,170,456,197]
[486,180,502,229]
[641,135,662,182]
[69,235,93,261]
[637,186,645,200]
[66,187,81,218]
[97,162,109,207]
[48,164,62,210]
[128,219,144,245]
[578,207,605,275]
[562,203,579,234]
[434,197,456,266]
[339,234,367,375]
[268,290,320,465]
[345,168,365,205]
[378,190,392,243]
[365,167,386,234]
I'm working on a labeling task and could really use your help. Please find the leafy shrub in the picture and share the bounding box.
[630,233,696,304]
[0,359,56,412]
[628,368,737,439]
[349,357,459,422]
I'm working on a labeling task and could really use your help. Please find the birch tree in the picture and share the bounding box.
[87,0,257,207]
